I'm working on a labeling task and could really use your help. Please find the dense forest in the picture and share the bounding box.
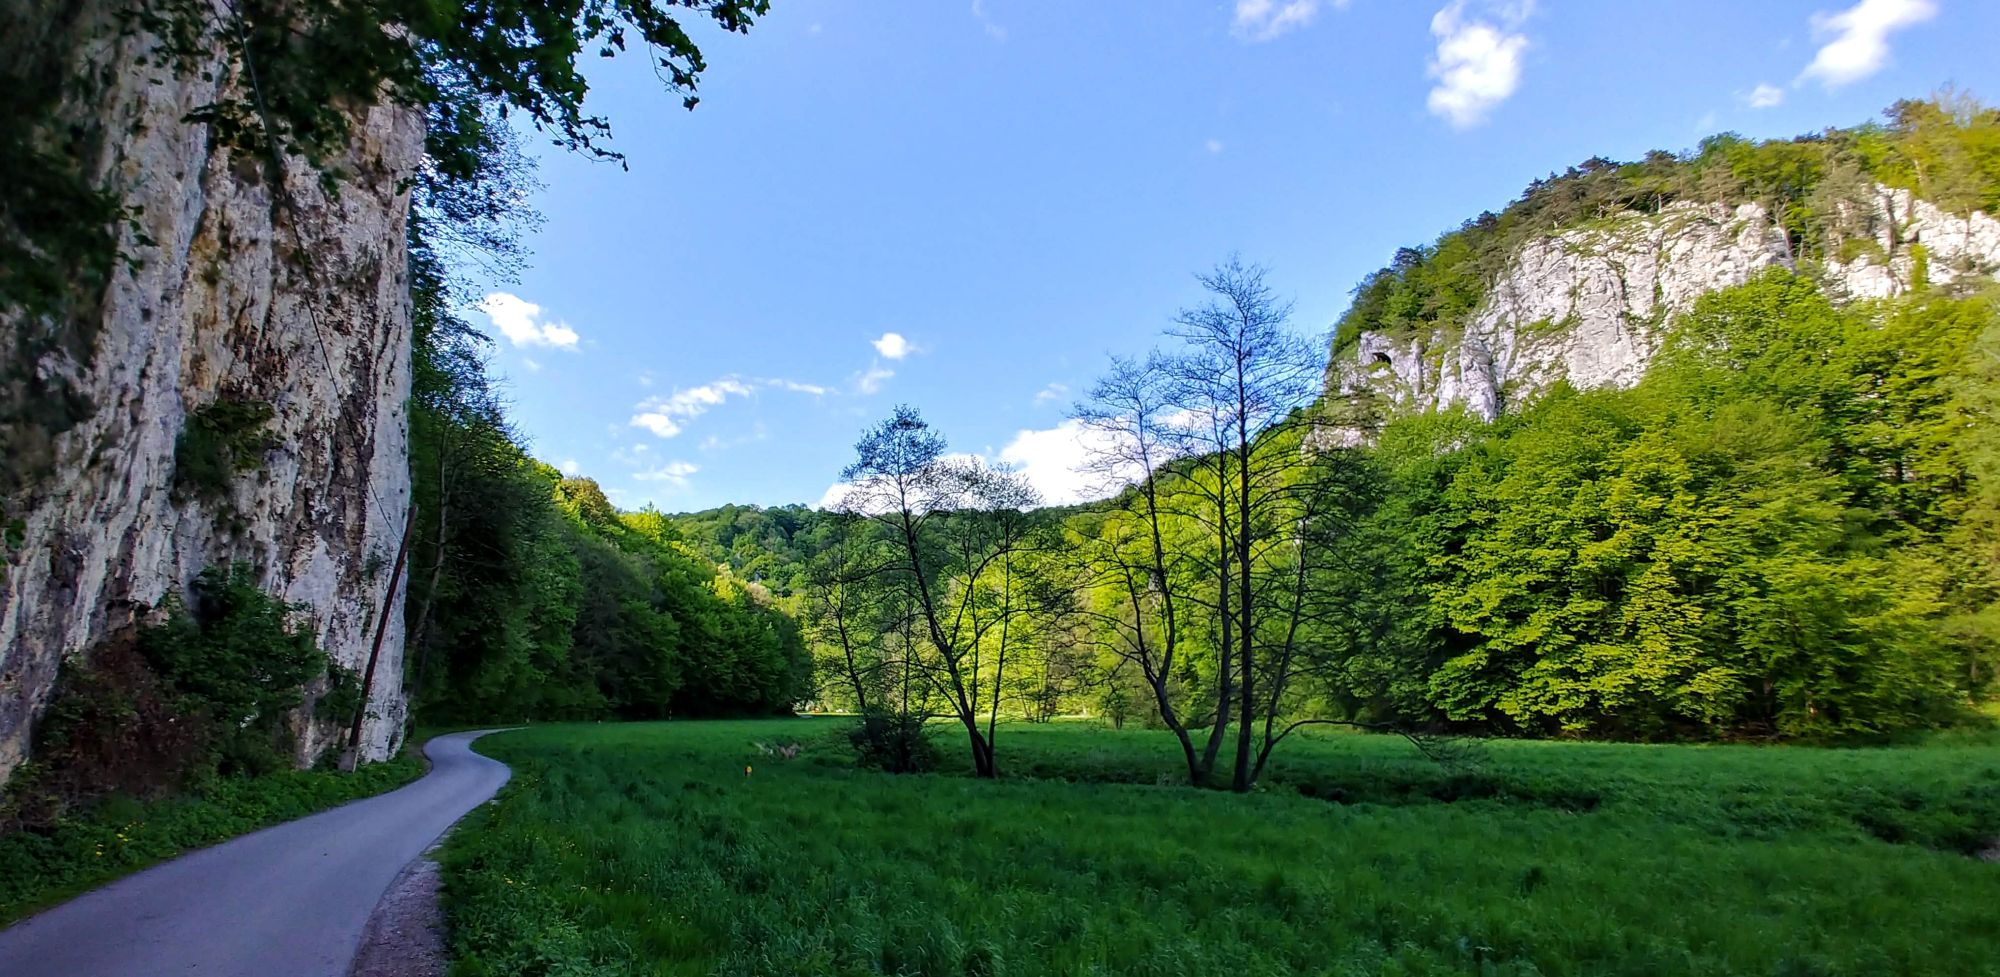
[690,275,1994,765]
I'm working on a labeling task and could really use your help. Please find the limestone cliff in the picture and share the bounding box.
[1325,189,2000,437]
[0,4,419,778]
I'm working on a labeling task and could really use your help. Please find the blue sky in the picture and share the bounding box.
[470,0,1999,514]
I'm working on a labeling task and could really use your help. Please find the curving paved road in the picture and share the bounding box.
[0,729,513,977]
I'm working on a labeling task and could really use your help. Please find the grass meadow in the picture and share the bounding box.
[443,719,2000,977]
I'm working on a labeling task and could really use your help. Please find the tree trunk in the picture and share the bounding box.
[1231,430,1255,793]
[1199,478,1232,787]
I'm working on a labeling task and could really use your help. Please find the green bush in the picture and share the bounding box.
[172,398,275,497]
[138,565,333,777]
[3,565,355,828]
[847,709,942,773]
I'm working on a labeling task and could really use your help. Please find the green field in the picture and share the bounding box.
[445,720,2000,977]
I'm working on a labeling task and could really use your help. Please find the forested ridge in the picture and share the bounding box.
[405,277,810,722]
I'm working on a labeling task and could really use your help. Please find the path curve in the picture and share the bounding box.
[0,729,513,977]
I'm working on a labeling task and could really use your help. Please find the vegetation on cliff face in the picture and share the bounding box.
[1333,92,2000,355]
[1,565,368,838]
[0,0,767,507]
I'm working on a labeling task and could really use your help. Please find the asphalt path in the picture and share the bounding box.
[0,729,513,977]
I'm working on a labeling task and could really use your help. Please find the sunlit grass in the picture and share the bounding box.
[444,719,2000,977]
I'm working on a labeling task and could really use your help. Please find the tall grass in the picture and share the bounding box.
[445,720,2000,977]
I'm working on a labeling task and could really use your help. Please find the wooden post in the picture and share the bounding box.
[345,507,414,768]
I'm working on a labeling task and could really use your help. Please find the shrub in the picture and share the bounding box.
[848,709,941,773]
[2,632,208,829]
[138,565,329,777]
[172,398,275,497]
[3,564,345,830]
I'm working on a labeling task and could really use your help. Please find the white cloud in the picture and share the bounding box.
[815,482,858,511]
[629,377,754,439]
[814,420,1139,512]
[1033,382,1070,405]
[872,332,917,360]
[856,365,895,395]
[1799,0,1936,88]
[996,420,1150,506]
[1426,1,1533,129]
[634,460,699,488]
[971,0,1006,40]
[767,378,832,396]
[521,358,543,373]
[1743,83,1786,108]
[476,292,580,350]
[1205,139,1226,155]
[632,413,682,438]
[559,458,581,476]
[1232,0,1342,41]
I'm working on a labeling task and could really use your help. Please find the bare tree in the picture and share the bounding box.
[1071,354,1233,785]
[1168,257,1326,791]
[1073,257,1329,790]
[839,406,1041,778]
[801,510,894,714]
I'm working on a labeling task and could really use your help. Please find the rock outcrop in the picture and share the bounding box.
[1325,190,2000,437]
[0,4,419,778]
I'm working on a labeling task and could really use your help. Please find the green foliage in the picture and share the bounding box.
[172,398,276,498]
[847,709,943,773]
[4,565,348,832]
[137,565,336,776]
[672,503,823,598]
[119,0,770,177]
[1326,272,1998,739]
[443,721,2000,977]
[315,663,364,724]
[406,376,812,723]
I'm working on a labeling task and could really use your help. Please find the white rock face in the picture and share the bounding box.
[1328,191,2000,425]
[0,13,419,778]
